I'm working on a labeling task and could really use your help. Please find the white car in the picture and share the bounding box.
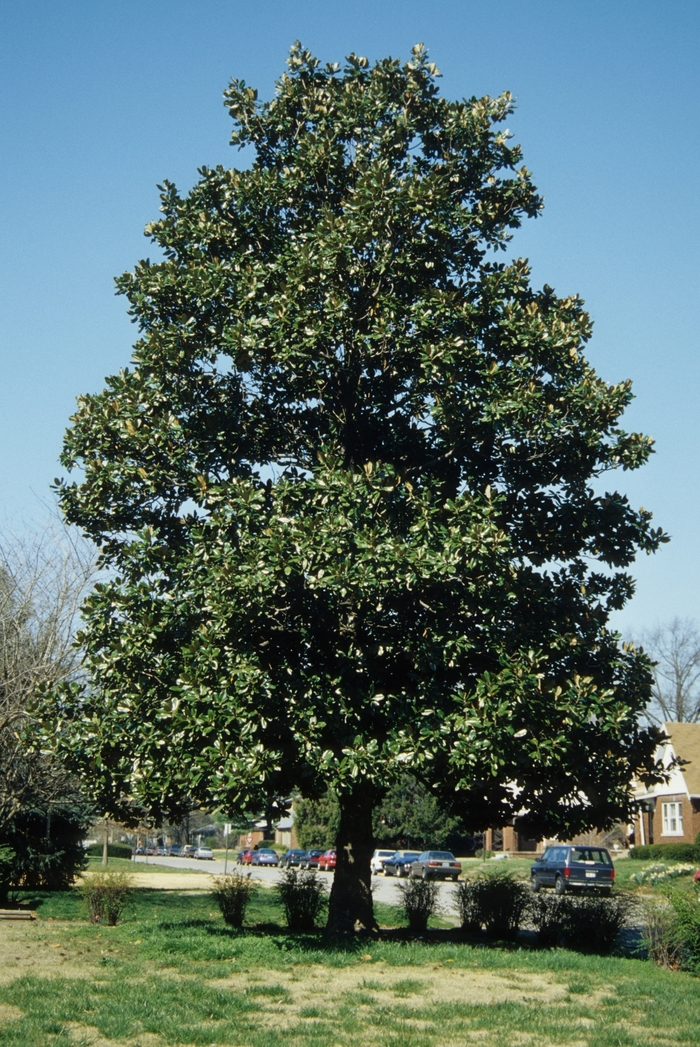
[194,846,214,860]
[370,849,396,875]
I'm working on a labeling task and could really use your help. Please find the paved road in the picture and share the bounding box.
[131,854,463,912]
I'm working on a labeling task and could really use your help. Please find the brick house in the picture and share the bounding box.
[633,722,700,846]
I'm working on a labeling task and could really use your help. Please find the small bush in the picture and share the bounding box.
[212,873,257,928]
[81,871,132,925]
[397,877,440,932]
[643,902,684,970]
[560,894,637,955]
[86,842,133,859]
[455,874,530,937]
[630,843,699,862]
[664,887,700,971]
[276,869,327,930]
[528,894,567,947]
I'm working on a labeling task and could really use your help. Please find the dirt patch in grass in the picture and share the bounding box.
[0,921,100,984]
[79,871,219,891]
[210,960,569,1014]
[0,1003,23,1023]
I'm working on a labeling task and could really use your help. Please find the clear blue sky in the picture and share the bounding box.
[1,0,698,638]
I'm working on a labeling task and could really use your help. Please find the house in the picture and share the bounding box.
[633,721,700,846]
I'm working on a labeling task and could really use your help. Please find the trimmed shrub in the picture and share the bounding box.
[86,842,133,859]
[212,873,257,928]
[630,843,699,862]
[528,894,568,947]
[527,893,638,953]
[455,874,530,938]
[397,877,440,932]
[276,869,327,930]
[81,871,132,925]
[560,894,637,955]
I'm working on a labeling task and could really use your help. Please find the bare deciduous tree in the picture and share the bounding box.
[640,618,700,725]
[0,521,96,831]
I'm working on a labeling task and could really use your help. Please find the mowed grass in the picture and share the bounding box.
[0,878,698,1046]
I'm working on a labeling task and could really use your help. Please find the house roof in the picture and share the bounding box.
[664,722,700,796]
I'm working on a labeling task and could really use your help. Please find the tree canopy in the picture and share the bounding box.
[51,44,666,931]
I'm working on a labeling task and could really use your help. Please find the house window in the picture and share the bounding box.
[662,802,684,836]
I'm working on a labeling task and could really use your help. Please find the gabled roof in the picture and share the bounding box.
[664,722,700,797]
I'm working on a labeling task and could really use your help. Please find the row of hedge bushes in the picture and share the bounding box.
[85,842,133,859]
[398,875,636,954]
[630,843,700,862]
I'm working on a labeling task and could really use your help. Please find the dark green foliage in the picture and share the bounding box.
[528,893,636,953]
[630,844,700,861]
[397,877,440,932]
[663,888,700,971]
[558,893,637,955]
[48,42,667,931]
[374,775,465,851]
[454,873,530,937]
[81,871,132,925]
[0,794,91,891]
[212,872,257,927]
[0,844,14,905]
[295,775,469,851]
[276,869,327,930]
[528,893,566,947]
[86,842,133,859]
[294,794,340,850]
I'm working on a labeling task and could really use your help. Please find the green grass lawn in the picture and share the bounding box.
[0,875,698,1047]
[84,856,190,875]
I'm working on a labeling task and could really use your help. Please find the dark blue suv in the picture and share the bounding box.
[531,845,615,895]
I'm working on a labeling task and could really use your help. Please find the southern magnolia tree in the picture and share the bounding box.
[54,45,665,932]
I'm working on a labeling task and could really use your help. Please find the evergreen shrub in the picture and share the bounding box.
[630,843,699,862]
[455,874,530,937]
[86,842,133,859]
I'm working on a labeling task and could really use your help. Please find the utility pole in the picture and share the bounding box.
[223,823,231,875]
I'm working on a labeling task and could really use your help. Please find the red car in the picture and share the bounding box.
[238,849,254,865]
[317,850,336,871]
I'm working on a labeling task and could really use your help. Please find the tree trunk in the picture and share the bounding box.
[102,820,109,867]
[327,781,376,935]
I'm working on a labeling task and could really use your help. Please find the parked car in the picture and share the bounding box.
[238,849,254,865]
[251,848,279,866]
[169,845,183,857]
[301,849,324,869]
[318,850,336,871]
[370,849,397,875]
[409,851,462,881]
[530,845,615,895]
[381,850,422,877]
[194,846,214,860]
[181,845,196,858]
[279,849,306,868]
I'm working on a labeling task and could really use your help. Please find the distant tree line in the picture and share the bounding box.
[295,774,482,854]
